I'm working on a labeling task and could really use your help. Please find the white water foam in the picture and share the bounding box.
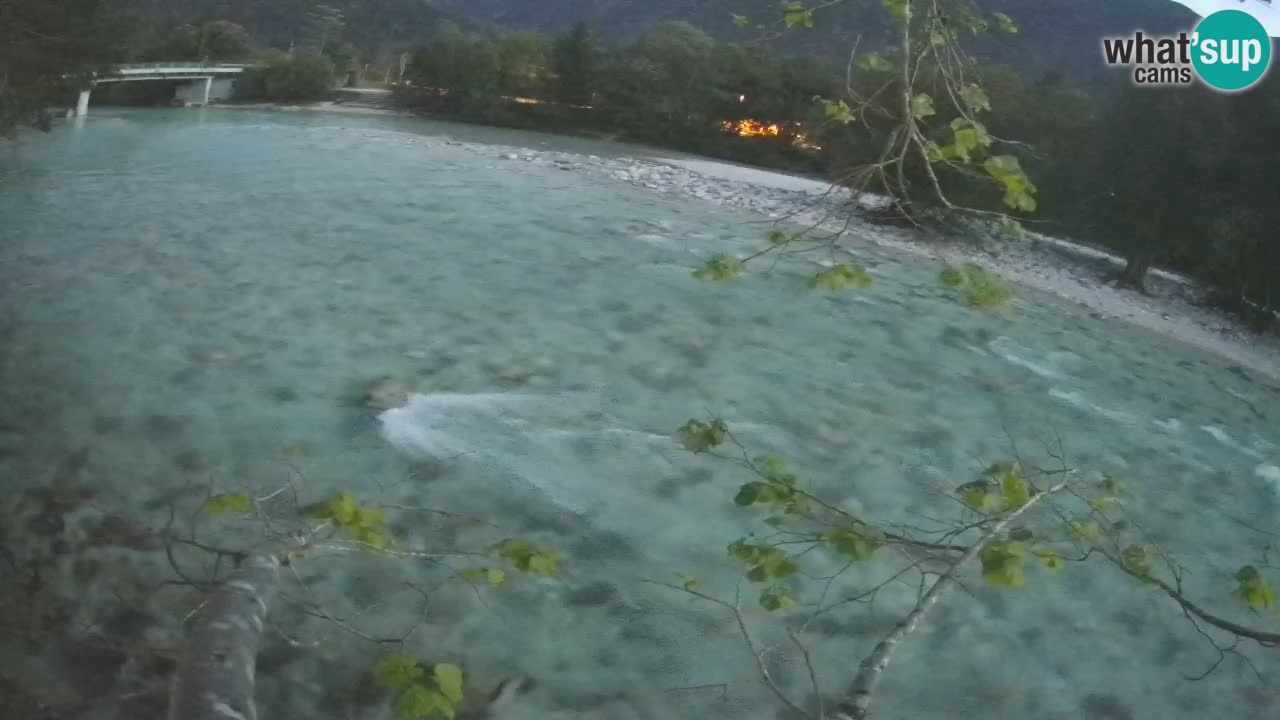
[1256,464,1280,496]
[1201,425,1266,460]
[990,337,1066,379]
[379,391,599,514]
[378,391,685,517]
[1152,418,1184,434]
[634,234,677,249]
[1048,388,1138,424]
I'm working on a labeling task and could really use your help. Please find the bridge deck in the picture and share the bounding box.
[99,64,248,82]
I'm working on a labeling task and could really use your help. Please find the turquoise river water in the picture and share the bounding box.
[1,109,1277,720]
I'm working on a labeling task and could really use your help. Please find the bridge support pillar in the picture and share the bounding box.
[76,89,91,117]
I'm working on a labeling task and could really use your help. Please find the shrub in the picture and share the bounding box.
[240,52,335,102]
[939,263,1013,310]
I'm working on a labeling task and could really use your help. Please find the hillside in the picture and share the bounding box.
[124,0,485,57]
[427,0,1198,82]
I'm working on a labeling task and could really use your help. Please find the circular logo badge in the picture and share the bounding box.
[1192,9,1273,91]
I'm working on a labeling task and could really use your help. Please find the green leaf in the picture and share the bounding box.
[767,555,799,580]
[855,52,894,73]
[959,484,1002,513]
[959,84,991,114]
[393,684,439,720]
[993,12,1019,34]
[822,527,882,562]
[810,264,874,291]
[732,14,751,28]
[679,574,700,591]
[1234,566,1276,609]
[767,228,793,245]
[309,490,358,525]
[821,98,855,124]
[1067,520,1104,543]
[354,527,395,549]
[677,418,729,453]
[1036,550,1065,574]
[460,567,506,587]
[984,155,1038,213]
[782,2,815,28]
[692,255,745,282]
[979,540,1026,587]
[735,482,769,506]
[373,655,424,691]
[882,0,908,22]
[393,685,454,720]
[950,118,993,159]
[729,541,797,582]
[434,663,464,704]
[1097,475,1130,501]
[759,585,797,612]
[756,456,793,481]
[490,539,561,576]
[910,93,935,120]
[1121,544,1155,581]
[206,493,252,516]
[999,470,1030,510]
[1005,189,1037,213]
[355,505,385,529]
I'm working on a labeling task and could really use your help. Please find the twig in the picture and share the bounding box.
[832,477,1070,720]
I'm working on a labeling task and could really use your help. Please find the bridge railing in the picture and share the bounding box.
[115,62,250,70]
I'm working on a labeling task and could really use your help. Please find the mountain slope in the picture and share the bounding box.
[428,0,1199,81]
[126,0,481,56]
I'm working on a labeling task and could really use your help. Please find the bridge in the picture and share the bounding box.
[74,63,250,116]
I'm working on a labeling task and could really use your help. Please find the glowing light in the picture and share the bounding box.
[722,119,822,151]
[722,119,781,137]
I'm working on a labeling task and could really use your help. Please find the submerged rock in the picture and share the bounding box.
[362,376,413,410]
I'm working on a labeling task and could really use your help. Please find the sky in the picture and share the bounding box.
[1168,0,1280,36]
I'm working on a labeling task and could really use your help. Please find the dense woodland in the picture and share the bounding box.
[1,0,1277,327]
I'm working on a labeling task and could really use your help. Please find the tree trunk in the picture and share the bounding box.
[167,550,284,720]
[1115,251,1151,294]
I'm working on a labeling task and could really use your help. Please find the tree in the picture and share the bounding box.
[1092,85,1224,292]
[496,31,551,98]
[405,30,500,100]
[324,40,362,86]
[0,0,127,137]
[632,20,716,126]
[240,51,334,102]
[552,21,598,105]
[304,3,345,55]
[145,20,253,62]
[198,20,253,61]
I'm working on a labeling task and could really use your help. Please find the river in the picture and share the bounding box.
[0,108,1276,719]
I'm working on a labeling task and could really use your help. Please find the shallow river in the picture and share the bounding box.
[1,109,1277,720]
